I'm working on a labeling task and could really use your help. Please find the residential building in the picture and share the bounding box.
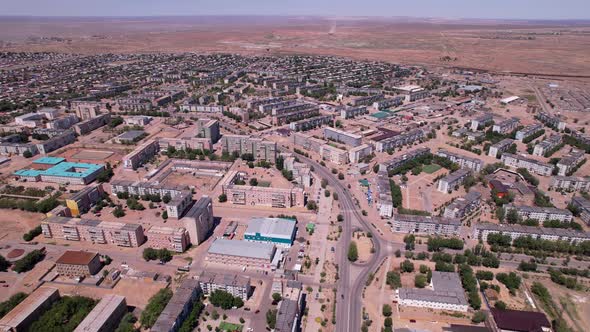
[197,272,252,301]
[221,171,305,208]
[181,196,215,246]
[351,94,384,107]
[492,117,519,134]
[379,147,431,172]
[474,223,590,243]
[66,184,104,216]
[488,138,514,158]
[348,144,373,164]
[372,96,404,110]
[535,111,566,130]
[146,226,190,253]
[207,239,277,268]
[195,119,220,143]
[323,127,362,147]
[374,129,425,152]
[244,217,297,248]
[289,115,334,132]
[437,169,472,193]
[436,149,483,172]
[271,104,320,126]
[220,135,277,162]
[391,214,462,236]
[114,130,145,144]
[396,272,468,312]
[501,153,554,176]
[35,131,76,154]
[571,196,590,225]
[533,135,562,156]
[443,191,482,219]
[41,216,146,248]
[340,106,368,119]
[0,141,38,157]
[71,101,105,120]
[122,139,159,169]
[470,114,493,131]
[151,279,201,332]
[557,149,586,176]
[73,295,127,332]
[376,172,394,218]
[74,114,111,135]
[551,176,590,191]
[319,144,349,165]
[0,287,60,332]
[504,204,573,223]
[292,132,325,153]
[124,115,152,126]
[158,137,212,152]
[515,123,543,141]
[55,251,101,276]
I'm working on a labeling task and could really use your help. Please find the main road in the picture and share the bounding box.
[283,148,387,332]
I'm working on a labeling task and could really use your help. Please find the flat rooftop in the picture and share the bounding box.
[245,217,296,239]
[15,161,104,178]
[33,156,66,165]
[208,239,275,260]
[73,295,126,332]
[56,251,98,265]
[0,287,59,330]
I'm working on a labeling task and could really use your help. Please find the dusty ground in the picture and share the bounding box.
[2,17,590,76]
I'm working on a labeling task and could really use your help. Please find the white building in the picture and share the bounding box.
[396,272,468,312]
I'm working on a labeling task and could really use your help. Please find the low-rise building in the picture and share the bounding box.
[396,272,468,312]
[14,157,104,185]
[436,149,483,172]
[73,295,127,332]
[55,251,101,277]
[437,169,471,193]
[197,272,251,301]
[443,191,482,219]
[207,239,277,268]
[490,308,551,332]
[501,153,554,176]
[391,214,462,236]
[504,204,573,223]
[244,217,297,248]
[124,115,152,126]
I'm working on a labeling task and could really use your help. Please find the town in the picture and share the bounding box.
[0,49,589,332]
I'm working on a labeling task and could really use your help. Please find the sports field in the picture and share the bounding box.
[219,322,243,331]
[423,164,442,174]
[71,150,114,160]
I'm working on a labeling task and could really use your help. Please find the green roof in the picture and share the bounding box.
[33,156,66,165]
[15,161,104,178]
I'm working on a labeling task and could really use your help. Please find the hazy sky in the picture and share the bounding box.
[2,0,589,20]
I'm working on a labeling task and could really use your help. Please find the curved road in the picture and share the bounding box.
[289,149,385,332]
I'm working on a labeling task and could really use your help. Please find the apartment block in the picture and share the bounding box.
[319,144,349,165]
[535,111,566,130]
[492,117,520,134]
[122,139,160,169]
[195,119,220,143]
[376,172,394,218]
[73,295,127,332]
[391,214,462,236]
[470,114,493,131]
[351,94,384,107]
[151,279,201,332]
[515,123,543,141]
[0,287,60,332]
[379,147,431,172]
[197,272,252,301]
[221,171,305,208]
[551,176,590,192]
[158,137,212,152]
[66,184,104,216]
[501,153,554,176]
[289,115,334,132]
[349,144,373,164]
[488,138,514,158]
[396,272,468,312]
[571,196,590,225]
[110,180,192,218]
[74,113,111,135]
[340,106,368,119]
[271,104,320,126]
[292,132,325,153]
[436,149,483,172]
[443,191,482,219]
[35,131,76,154]
[220,135,277,162]
[375,129,425,152]
[474,223,590,243]
[146,226,190,253]
[372,96,404,110]
[323,127,362,147]
[503,204,573,223]
[438,169,472,193]
[181,196,215,246]
[41,216,146,248]
[533,134,562,156]
[557,149,586,176]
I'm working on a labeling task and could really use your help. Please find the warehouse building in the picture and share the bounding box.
[55,250,102,277]
[396,272,468,312]
[391,214,462,237]
[503,204,573,223]
[207,239,277,268]
[0,287,60,332]
[197,272,252,301]
[73,295,127,332]
[244,217,297,248]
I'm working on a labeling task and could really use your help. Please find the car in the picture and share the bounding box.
[255,310,260,314]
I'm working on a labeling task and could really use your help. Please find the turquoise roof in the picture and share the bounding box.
[15,161,104,178]
[33,156,66,165]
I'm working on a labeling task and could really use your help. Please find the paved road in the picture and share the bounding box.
[287,149,385,332]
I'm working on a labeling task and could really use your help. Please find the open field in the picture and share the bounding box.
[2,16,590,76]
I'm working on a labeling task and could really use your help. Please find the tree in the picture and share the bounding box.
[338,172,345,180]
[415,274,428,288]
[22,150,33,158]
[113,206,125,218]
[29,296,96,332]
[0,293,28,319]
[162,193,172,204]
[472,311,487,324]
[306,200,318,211]
[266,309,277,329]
[249,178,258,186]
[162,211,168,220]
[141,288,173,328]
[386,271,402,289]
[116,313,138,332]
[348,242,359,262]
[209,290,242,310]
[143,248,158,261]
[495,301,507,310]
[22,226,42,242]
[158,249,172,262]
[13,249,45,273]
[382,304,392,317]
[272,293,282,302]
[218,193,227,202]
[400,259,414,273]
[0,255,9,272]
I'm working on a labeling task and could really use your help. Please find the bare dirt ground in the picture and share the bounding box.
[2,17,590,76]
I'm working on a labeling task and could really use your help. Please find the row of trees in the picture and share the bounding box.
[140,288,173,328]
[142,248,173,263]
[13,249,45,273]
[427,237,464,251]
[209,289,244,309]
[0,195,60,214]
[29,296,96,332]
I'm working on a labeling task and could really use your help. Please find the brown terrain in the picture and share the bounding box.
[1,16,590,76]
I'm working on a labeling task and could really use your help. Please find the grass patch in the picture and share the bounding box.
[258,181,271,188]
[219,321,243,331]
[423,164,442,174]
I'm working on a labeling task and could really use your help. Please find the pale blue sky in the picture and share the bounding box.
[1,0,589,20]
